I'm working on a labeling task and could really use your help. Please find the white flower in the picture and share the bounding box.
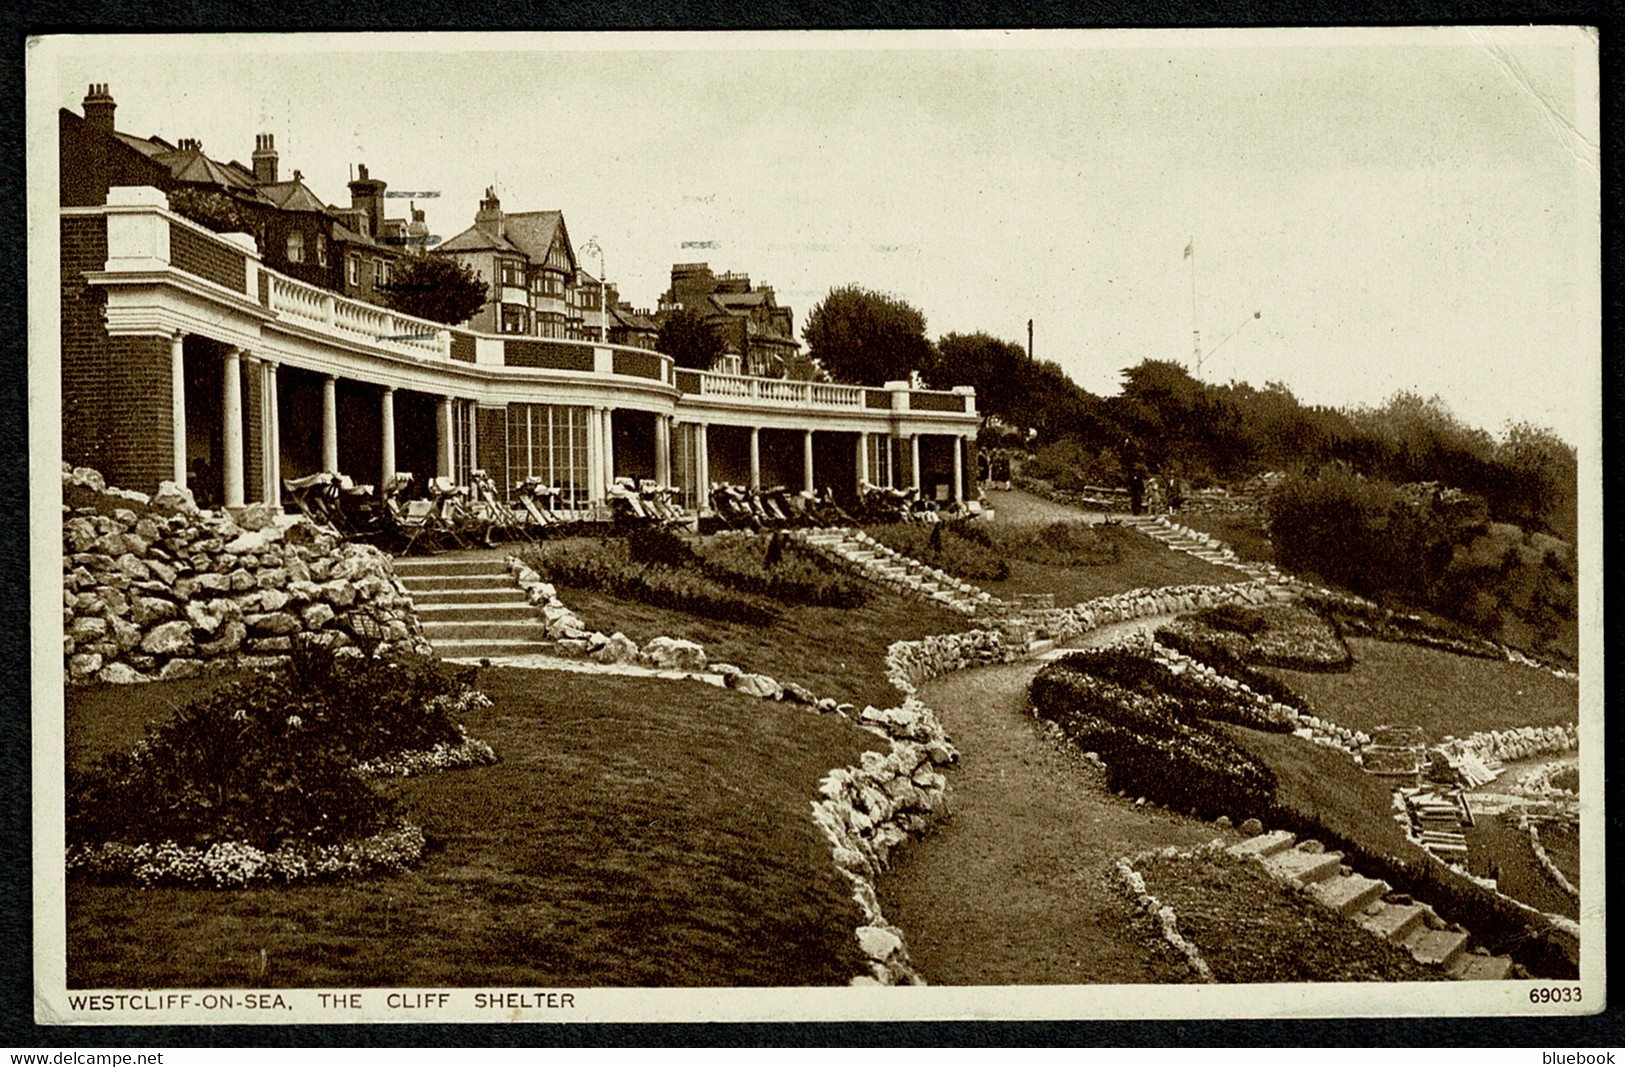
[287,715,302,728]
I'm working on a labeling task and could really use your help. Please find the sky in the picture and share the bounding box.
[37,29,1599,445]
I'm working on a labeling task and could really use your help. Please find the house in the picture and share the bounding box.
[657,262,803,377]
[59,84,420,307]
[433,190,581,338]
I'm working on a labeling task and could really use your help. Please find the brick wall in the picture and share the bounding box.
[910,391,966,413]
[169,222,248,294]
[504,339,594,372]
[243,362,263,502]
[62,215,178,493]
[450,331,476,364]
[612,348,662,380]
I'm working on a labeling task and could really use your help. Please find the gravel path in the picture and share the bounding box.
[875,616,1238,985]
[984,486,1114,527]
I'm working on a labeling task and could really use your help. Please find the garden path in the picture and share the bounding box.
[876,615,1239,985]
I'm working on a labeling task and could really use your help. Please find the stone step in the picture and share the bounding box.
[434,638,559,660]
[1357,901,1429,943]
[398,574,517,592]
[394,558,511,577]
[415,603,537,622]
[1261,847,1344,886]
[419,620,552,642]
[1306,873,1390,918]
[1227,830,1296,860]
[1403,927,1469,969]
[1447,953,1516,981]
[409,588,532,605]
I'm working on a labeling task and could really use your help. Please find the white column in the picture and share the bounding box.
[856,432,869,494]
[655,414,671,486]
[587,406,604,504]
[436,396,453,480]
[264,361,281,506]
[696,423,711,505]
[886,435,896,488]
[749,427,761,490]
[803,430,815,494]
[602,408,616,492]
[221,348,245,508]
[381,387,397,488]
[321,375,339,474]
[910,434,921,493]
[952,434,964,503]
[170,334,187,486]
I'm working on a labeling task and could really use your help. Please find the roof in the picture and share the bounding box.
[435,224,519,254]
[257,179,330,214]
[713,289,772,309]
[112,131,169,158]
[151,147,261,195]
[501,210,571,267]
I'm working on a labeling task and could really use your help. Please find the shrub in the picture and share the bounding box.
[627,525,699,570]
[1154,624,1314,710]
[525,541,778,626]
[68,643,493,856]
[864,523,1011,581]
[1030,663,1278,819]
[1196,603,1268,637]
[695,535,869,609]
[1045,648,1298,732]
[1165,604,1352,673]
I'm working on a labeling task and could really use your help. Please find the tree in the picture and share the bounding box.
[380,255,489,326]
[656,307,727,371]
[802,285,934,386]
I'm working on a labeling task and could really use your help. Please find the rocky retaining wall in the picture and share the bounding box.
[61,466,426,685]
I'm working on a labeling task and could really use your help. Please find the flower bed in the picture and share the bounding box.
[1163,603,1353,672]
[863,523,1011,582]
[68,643,496,887]
[1028,654,1279,820]
[694,532,870,608]
[523,540,778,626]
[996,520,1117,567]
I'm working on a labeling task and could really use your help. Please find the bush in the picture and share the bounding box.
[68,643,492,856]
[525,541,778,626]
[864,523,1011,581]
[1196,603,1268,637]
[626,525,700,570]
[1154,624,1314,710]
[1045,647,1298,732]
[695,534,870,609]
[1030,663,1278,819]
[1166,603,1352,673]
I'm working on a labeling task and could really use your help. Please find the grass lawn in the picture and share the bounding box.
[67,672,254,770]
[977,524,1244,606]
[1463,815,1579,921]
[554,581,966,711]
[1262,637,1579,739]
[1135,850,1445,983]
[67,667,878,988]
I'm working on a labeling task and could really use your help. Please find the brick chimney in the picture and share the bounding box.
[252,133,278,183]
[348,163,387,239]
[474,187,504,240]
[82,83,115,135]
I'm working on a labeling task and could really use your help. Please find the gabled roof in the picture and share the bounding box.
[112,131,169,157]
[436,224,519,254]
[257,179,330,214]
[713,289,772,309]
[501,210,573,269]
[151,147,261,195]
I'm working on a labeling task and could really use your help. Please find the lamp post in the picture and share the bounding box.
[583,238,606,344]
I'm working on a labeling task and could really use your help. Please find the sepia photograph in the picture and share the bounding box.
[27,28,1600,1025]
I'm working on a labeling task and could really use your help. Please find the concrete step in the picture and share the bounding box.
[1262,847,1345,886]
[434,638,559,660]
[1306,873,1390,918]
[415,603,537,622]
[1403,927,1469,968]
[1447,953,1516,981]
[394,558,511,577]
[398,574,517,592]
[1227,830,1296,860]
[1357,901,1429,943]
[409,588,532,605]
[419,620,552,642]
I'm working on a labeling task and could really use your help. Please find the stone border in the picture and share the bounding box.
[1112,847,1218,982]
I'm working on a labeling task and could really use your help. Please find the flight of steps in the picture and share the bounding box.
[1227,829,1515,980]
[1120,515,1298,600]
[394,554,554,660]
[792,528,1001,616]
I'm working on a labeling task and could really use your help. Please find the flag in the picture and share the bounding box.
[1183,241,1193,259]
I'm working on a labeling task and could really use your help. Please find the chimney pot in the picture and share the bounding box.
[82,82,116,135]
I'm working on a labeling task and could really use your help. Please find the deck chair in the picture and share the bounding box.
[426,477,473,549]
[388,498,441,556]
[283,472,341,531]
